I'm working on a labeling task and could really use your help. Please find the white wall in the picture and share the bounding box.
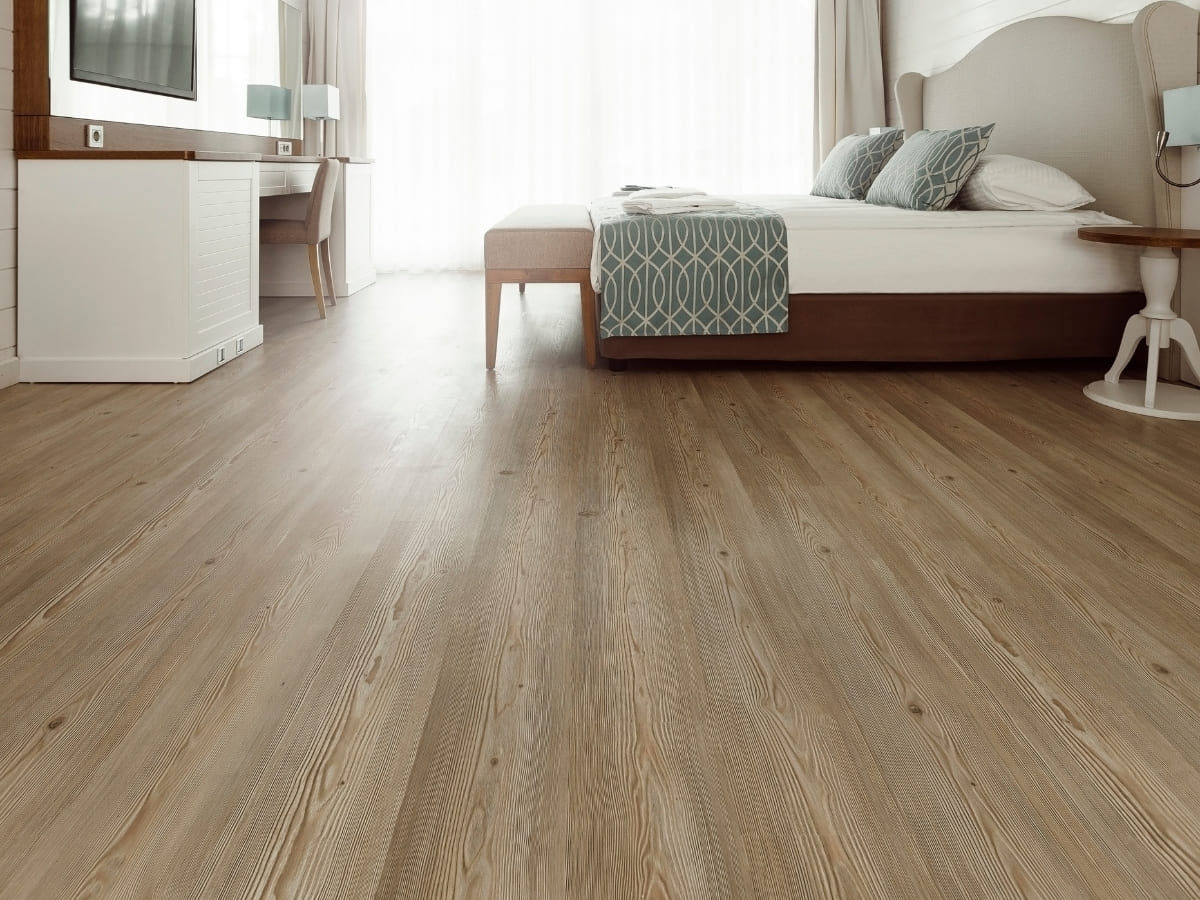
[0,0,15,390]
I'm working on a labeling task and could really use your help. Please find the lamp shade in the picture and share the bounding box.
[246,84,293,120]
[302,84,341,121]
[1163,85,1200,147]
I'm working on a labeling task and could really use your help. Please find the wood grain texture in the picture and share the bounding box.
[2,275,1200,898]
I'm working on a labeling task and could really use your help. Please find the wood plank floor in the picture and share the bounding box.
[1,274,1199,898]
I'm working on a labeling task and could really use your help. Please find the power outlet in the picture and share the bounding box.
[276,140,293,156]
[86,124,105,148]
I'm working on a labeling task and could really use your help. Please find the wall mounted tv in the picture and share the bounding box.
[71,0,198,100]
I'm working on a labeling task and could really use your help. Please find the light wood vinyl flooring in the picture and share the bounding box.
[1,275,1199,899]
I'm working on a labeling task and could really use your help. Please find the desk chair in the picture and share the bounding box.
[260,157,342,318]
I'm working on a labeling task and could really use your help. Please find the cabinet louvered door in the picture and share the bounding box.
[188,162,260,357]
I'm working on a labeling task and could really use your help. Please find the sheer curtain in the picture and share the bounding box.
[365,0,817,271]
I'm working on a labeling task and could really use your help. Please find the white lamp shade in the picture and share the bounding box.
[1163,85,1200,147]
[246,84,293,120]
[302,84,341,120]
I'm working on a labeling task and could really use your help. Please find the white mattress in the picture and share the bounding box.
[589,194,1143,295]
[740,194,1142,294]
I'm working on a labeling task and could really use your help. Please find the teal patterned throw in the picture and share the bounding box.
[590,200,789,339]
[866,124,995,211]
[811,130,905,200]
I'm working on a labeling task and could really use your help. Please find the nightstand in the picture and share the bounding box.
[1078,226,1200,420]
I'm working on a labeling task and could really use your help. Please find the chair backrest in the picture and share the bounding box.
[305,157,341,244]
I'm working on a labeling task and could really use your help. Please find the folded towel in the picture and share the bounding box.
[622,196,739,216]
[627,187,708,199]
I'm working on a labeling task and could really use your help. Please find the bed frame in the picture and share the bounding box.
[598,2,1199,364]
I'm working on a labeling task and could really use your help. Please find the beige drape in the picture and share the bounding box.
[305,0,368,157]
[814,0,886,167]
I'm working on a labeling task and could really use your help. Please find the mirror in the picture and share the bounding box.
[49,0,305,140]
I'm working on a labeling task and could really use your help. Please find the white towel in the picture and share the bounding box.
[622,196,739,216]
[627,187,708,199]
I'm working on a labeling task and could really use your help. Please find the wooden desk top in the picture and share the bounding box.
[17,150,374,164]
[1078,226,1200,249]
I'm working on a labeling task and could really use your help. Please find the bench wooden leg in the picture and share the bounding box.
[519,282,526,295]
[485,280,502,369]
[579,280,598,369]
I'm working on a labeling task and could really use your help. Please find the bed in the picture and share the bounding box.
[593,2,1199,364]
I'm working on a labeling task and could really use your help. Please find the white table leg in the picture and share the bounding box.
[1145,318,1163,408]
[1167,316,1200,379]
[1104,315,1150,385]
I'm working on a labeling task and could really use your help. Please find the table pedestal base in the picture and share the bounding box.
[1084,245,1200,420]
[1084,379,1200,420]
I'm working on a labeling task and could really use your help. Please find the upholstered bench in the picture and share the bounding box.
[484,205,598,369]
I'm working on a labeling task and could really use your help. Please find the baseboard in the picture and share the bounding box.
[262,270,377,298]
[260,278,317,298]
[0,356,18,390]
[19,326,263,383]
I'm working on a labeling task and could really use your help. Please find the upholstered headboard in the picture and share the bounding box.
[896,2,1200,227]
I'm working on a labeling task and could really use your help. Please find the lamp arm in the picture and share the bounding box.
[1155,130,1200,188]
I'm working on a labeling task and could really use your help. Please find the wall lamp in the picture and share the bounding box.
[1155,84,1200,188]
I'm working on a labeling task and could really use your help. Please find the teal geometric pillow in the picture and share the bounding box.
[811,130,905,201]
[865,124,995,211]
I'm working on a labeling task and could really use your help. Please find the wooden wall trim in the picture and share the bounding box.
[14,0,51,118]
[42,118,301,156]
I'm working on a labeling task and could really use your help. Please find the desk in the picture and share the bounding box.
[259,157,376,299]
[14,152,349,383]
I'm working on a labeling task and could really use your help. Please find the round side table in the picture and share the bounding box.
[1078,226,1200,420]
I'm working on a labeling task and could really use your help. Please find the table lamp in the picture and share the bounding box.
[303,84,341,157]
[246,84,293,121]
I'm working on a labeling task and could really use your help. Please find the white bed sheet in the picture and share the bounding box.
[588,194,1143,295]
[741,194,1142,295]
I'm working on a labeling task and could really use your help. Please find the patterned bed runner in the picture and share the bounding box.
[590,198,789,339]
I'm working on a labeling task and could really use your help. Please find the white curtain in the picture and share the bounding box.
[365,0,816,271]
[814,0,885,164]
[306,0,368,157]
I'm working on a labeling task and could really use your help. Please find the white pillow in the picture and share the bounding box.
[956,154,1094,211]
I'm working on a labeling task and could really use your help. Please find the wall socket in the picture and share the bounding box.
[86,124,105,148]
[276,140,293,156]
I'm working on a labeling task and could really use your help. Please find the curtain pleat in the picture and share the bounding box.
[364,0,816,271]
[814,0,885,166]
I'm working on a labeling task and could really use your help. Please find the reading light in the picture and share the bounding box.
[302,84,341,157]
[1155,84,1200,188]
[246,84,293,120]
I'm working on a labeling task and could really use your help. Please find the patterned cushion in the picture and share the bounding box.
[956,154,1094,211]
[866,124,995,211]
[811,130,905,200]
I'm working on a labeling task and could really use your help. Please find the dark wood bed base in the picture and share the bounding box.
[597,292,1145,363]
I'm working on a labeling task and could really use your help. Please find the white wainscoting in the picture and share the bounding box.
[1,1,15,389]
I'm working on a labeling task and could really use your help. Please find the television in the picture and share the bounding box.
[70,0,198,101]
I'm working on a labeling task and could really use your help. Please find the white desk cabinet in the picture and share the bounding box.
[18,159,263,383]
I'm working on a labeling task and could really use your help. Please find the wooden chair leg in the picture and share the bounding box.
[307,244,328,319]
[485,281,502,369]
[320,239,337,305]
[579,279,599,369]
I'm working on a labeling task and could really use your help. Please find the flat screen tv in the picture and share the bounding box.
[71,0,197,100]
